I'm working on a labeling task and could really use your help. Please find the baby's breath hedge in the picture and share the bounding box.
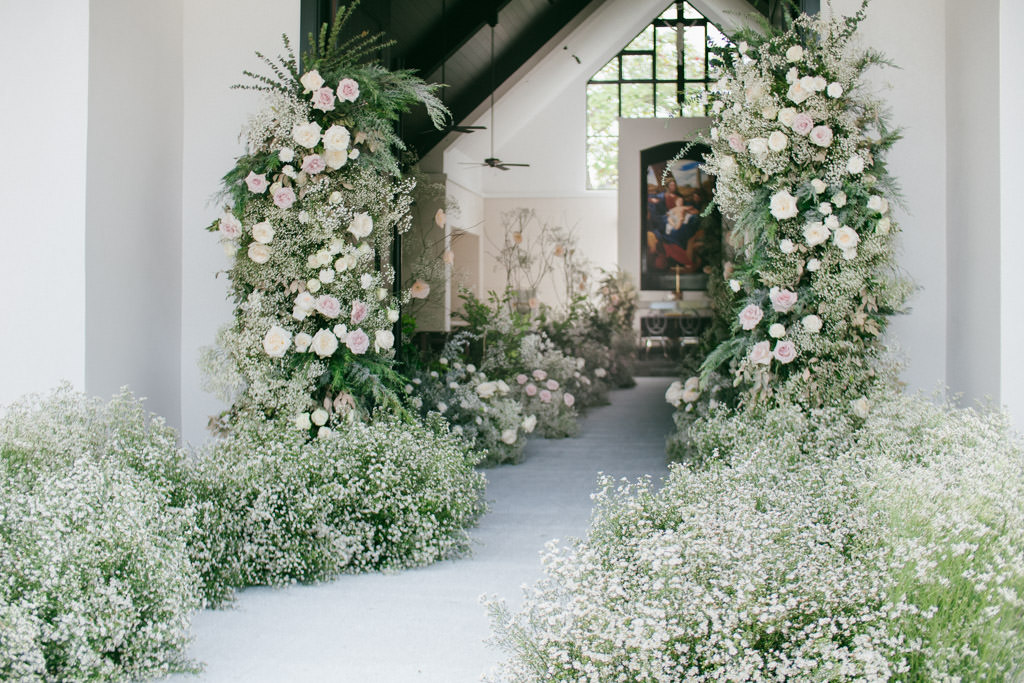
[0,386,488,680]
[188,414,487,596]
[486,393,1024,681]
[0,387,200,682]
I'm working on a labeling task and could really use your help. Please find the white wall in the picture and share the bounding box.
[179,0,301,445]
[1000,0,1023,430]
[829,0,949,395]
[85,0,184,425]
[945,0,1001,404]
[0,2,89,405]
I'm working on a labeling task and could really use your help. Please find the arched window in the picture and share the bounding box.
[586,1,726,190]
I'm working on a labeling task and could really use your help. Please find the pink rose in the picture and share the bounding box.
[545,379,559,391]
[727,133,745,153]
[525,383,538,397]
[769,287,799,313]
[301,154,326,175]
[315,295,341,318]
[245,171,268,194]
[273,186,296,209]
[337,78,360,102]
[738,304,764,330]
[515,374,528,385]
[790,113,814,136]
[311,86,336,112]
[539,389,552,403]
[773,340,797,364]
[749,341,772,365]
[346,328,370,355]
[809,125,834,147]
[532,369,548,381]
[350,300,368,324]
[219,213,242,238]
[563,393,575,407]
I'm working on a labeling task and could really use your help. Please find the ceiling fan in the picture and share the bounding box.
[462,20,529,171]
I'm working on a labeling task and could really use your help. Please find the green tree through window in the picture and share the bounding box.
[586,2,726,190]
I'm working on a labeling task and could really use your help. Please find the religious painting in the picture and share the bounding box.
[640,142,715,292]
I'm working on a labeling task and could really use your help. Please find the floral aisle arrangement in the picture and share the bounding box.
[687,3,911,418]
[194,7,486,591]
[487,394,1024,681]
[408,350,531,466]
[0,387,200,681]
[203,7,447,431]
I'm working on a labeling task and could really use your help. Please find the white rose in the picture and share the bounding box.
[349,212,373,239]
[329,191,343,205]
[307,278,322,293]
[476,381,497,399]
[665,380,685,407]
[295,412,312,430]
[779,238,796,254]
[810,178,826,194]
[262,325,292,357]
[876,216,892,235]
[832,191,848,208]
[333,323,348,341]
[500,429,517,445]
[311,408,329,426]
[803,221,829,247]
[295,290,316,310]
[294,332,313,352]
[349,149,360,160]
[279,147,294,163]
[319,268,335,284]
[324,149,348,170]
[387,308,400,323]
[522,415,537,433]
[833,226,861,251]
[785,45,804,62]
[827,82,843,98]
[802,314,823,333]
[787,80,810,104]
[760,104,778,120]
[334,257,348,272]
[785,67,798,84]
[248,242,271,264]
[847,155,865,174]
[819,202,832,215]
[374,329,394,351]
[811,76,827,92]
[251,221,274,244]
[777,107,797,126]
[806,258,821,272]
[318,426,333,439]
[825,215,840,230]
[851,396,871,419]
[769,323,786,339]
[729,279,742,292]
[292,121,322,149]
[718,155,737,174]
[769,190,799,220]
[747,137,769,155]
[299,70,324,93]
[867,195,887,213]
[768,131,788,152]
[310,329,339,358]
[360,273,373,289]
[322,124,351,151]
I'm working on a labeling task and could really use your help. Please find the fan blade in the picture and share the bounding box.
[452,125,487,132]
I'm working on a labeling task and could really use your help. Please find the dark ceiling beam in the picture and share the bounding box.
[397,0,516,77]
[411,0,596,157]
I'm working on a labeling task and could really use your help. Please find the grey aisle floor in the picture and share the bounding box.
[167,377,674,683]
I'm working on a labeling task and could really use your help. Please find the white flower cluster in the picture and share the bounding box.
[212,79,420,430]
[409,357,530,466]
[698,9,910,411]
[488,393,1024,681]
[0,386,201,680]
